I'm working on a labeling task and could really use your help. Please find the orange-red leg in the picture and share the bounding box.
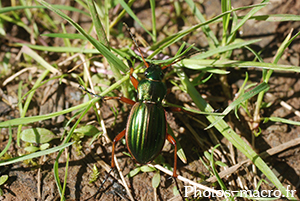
[166,133,178,178]
[102,96,136,105]
[129,67,139,89]
[168,106,194,116]
[101,69,138,103]
[80,86,136,105]
[111,129,126,168]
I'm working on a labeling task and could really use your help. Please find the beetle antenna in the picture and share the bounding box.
[161,49,197,70]
[123,23,149,68]
[68,55,102,73]
[173,178,184,201]
[84,168,114,200]
[161,57,184,70]
[98,168,113,189]
[79,85,103,99]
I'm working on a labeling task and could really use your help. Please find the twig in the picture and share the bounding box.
[147,164,223,197]
[265,93,300,118]
[3,67,37,86]
[113,156,135,201]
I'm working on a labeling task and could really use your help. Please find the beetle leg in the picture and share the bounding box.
[166,133,178,178]
[129,67,139,89]
[111,129,126,168]
[167,106,194,116]
[102,96,136,105]
[80,86,136,105]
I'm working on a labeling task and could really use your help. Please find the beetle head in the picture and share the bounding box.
[144,63,164,81]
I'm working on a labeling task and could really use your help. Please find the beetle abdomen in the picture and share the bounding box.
[126,102,166,164]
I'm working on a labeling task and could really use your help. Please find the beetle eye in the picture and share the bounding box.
[160,72,164,79]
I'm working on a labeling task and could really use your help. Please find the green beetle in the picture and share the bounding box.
[107,62,179,177]
[87,25,189,178]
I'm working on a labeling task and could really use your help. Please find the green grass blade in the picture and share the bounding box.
[184,0,219,47]
[85,0,125,93]
[149,0,156,42]
[118,0,153,38]
[109,0,135,29]
[210,145,233,200]
[19,75,68,104]
[54,98,93,200]
[41,33,87,40]
[228,0,269,44]
[245,45,264,62]
[0,125,13,158]
[21,46,60,73]
[265,117,300,126]
[192,39,261,60]
[86,0,109,46]
[54,150,64,200]
[17,81,24,116]
[206,82,269,130]
[182,59,300,73]
[0,13,31,34]
[273,31,300,65]
[249,14,300,22]
[0,7,5,35]
[0,142,74,166]
[61,153,69,201]
[0,71,130,129]
[150,4,267,56]
[60,23,72,57]
[0,5,89,16]
[17,43,98,53]
[0,100,93,128]
[167,125,186,164]
[221,0,231,46]
[253,31,300,128]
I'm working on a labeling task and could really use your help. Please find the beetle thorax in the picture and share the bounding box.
[137,64,167,103]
